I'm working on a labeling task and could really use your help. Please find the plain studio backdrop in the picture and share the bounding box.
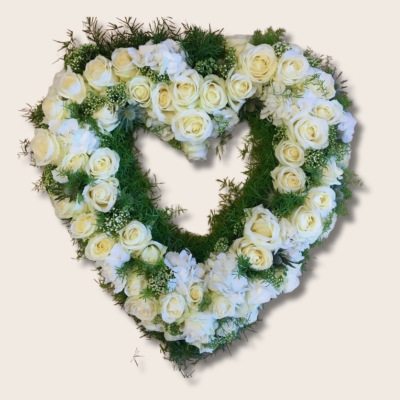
[1,1,398,398]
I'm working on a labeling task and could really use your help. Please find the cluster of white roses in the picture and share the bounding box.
[27,34,355,354]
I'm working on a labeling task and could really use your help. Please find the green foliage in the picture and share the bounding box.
[64,43,100,74]
[334,168,363,217]
[50,169,94,203]
[21,101,46,129]
[335,91,353,111]
[180,24,226,68]
[197,294,212,312]
[18,139,31,159]
[148,17,180,44]
[270,192,306,218]
[165,322,182,337]
[251,27,286,46]
[66,102,103,135]
[236,255,288,289]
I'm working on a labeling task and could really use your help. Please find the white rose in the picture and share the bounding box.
[111,48,139,81]
[124,296,159,322]
[52,198,87,220]
[171,109,213,145]
[124,274,147,297]
[48,118,79,136]
[70,213,97,239]
[244,205,282,250]
[305,187,337,217]
[211,295,236,319]
[151,82,176,124]
[84,55,119,91]
[321,159,344,186]
[239,43,278,83]
[271,165,306,193]
[181,141,209,161]
[188,283,205,305]
[199,75,228,113]
[136,241,167,264]
[291,206,323,241]
[182,312,217,347]
[172,69,202,109]
[338,112,357,143]
[216,320,238,337]
[86,148,120,180]
[42,95,65,122]
[83,178,119,213]
[127,76,154,108]
[119,221,152,252]
[225,35,251,57]
[288,112,329,150]
[159,292,186,323]
[30,129,62,166]
[93,106,119,132]
[275,140,305,167]
[85,233,115,261]
[310,99,344,125]
[226,72,257,112]
[304,68,336,99]
[231,237,273,271]
[276,50,310,86]
[56,66,87,104]
[61,152,89,173]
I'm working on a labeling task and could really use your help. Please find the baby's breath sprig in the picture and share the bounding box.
[64,43,100,75]
[106,84,128,108]
[96,207,131,237]
[273,41,291,58]
[139,66,171,83]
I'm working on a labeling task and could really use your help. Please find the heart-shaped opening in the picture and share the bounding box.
[135,124,249,236]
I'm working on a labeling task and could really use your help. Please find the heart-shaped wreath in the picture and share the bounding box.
[20,18,360,374]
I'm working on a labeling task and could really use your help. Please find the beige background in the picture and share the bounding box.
[1,0,399,398]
